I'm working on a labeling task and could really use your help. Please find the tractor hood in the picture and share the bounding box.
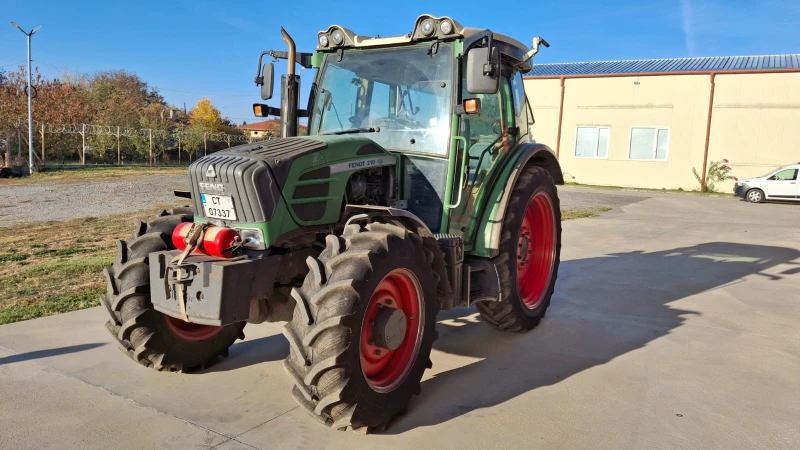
[188,135,395,224]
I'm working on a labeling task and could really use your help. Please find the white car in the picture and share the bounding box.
[734,163,800,203]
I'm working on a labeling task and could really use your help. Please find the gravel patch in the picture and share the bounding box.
[558,186,650,211]
[0,175,190,226]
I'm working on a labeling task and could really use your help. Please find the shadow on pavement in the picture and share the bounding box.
[0,343,105,366]
[198,333,289,373]
[389,242,800,433]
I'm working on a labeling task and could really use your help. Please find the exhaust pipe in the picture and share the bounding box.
[280,27,299,138]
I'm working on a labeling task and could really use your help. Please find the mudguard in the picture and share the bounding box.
[470,143,563,258]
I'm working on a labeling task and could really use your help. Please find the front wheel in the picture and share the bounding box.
[746,188,765,203]
[283,223,439,432]
[477,166,562,332]
[101,209,245,372]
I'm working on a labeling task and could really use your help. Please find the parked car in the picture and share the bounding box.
[734,163,800,203]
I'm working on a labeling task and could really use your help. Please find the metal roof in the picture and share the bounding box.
[527,54,800,77]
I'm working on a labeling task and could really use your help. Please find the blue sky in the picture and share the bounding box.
[2,0,799,124]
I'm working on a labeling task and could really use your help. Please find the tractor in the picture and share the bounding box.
[100,14,563,432]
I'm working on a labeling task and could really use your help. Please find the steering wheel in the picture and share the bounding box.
[492,120,503,135]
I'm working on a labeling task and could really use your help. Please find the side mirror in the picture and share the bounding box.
[467,47,500,94]
[260,63,275,100]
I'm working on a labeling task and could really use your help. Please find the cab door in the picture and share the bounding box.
[765,168,799,199]
[448,69,519,242]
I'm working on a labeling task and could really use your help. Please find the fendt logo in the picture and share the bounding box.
[205,164,217,178]
[198,182,225,193]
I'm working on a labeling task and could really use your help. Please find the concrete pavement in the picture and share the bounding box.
[1,189,799,449]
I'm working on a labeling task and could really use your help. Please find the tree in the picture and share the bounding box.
[189,97,223,131]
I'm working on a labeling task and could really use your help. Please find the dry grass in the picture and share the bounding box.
[2,166,187,185]
[562,207,612,220]
[0,207,176,325]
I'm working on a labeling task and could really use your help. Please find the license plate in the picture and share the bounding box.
[201,194,237,220]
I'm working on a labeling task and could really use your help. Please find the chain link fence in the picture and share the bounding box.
[2,120,269,170]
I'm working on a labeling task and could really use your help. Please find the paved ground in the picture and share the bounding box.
[1,188,799,449]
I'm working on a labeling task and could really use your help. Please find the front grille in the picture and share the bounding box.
[189,154,280,223]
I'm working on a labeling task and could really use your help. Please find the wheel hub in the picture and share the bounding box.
[371,306,407,350]
[360,268,423,392]
[164,315,223,342]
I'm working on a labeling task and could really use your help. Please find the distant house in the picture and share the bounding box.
[237,120,280,141]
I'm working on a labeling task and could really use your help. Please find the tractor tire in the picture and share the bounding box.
[101,208,246,372]
[283,222,440,432]
[476,165,562,332]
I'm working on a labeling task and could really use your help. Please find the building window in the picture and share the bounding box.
[629,127,669,161]
[575,127,609,158]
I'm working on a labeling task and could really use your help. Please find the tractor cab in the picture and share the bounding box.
[253,15,555,240]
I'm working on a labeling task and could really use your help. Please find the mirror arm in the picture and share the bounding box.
[255,50,314,84]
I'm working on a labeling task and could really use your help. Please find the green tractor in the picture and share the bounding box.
[101,14,562,432]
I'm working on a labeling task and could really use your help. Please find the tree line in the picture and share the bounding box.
[0,66,243,165]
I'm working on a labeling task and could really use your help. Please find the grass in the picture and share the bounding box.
[0,208,174,325]
[562,207,613,220]
[566,181,734,197]
[1,165,187,185]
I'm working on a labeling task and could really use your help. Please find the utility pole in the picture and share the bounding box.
[40,123,45,165]
[11,22,41,175]
[80,123,86,164]
[148,128,153,166]
[116,126,121,165]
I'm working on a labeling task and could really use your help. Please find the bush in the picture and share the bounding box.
[693,159,736,193]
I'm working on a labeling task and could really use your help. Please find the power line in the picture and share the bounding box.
[35,61,257,98]
[159,88,254,97]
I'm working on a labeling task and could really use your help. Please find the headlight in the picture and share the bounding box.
[439,20,454,35]
[331,29,344,45]
[236,228,266,250]
[420,18,435,36]
[318,34,329,47]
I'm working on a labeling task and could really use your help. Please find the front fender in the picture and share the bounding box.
[470,143,563,258]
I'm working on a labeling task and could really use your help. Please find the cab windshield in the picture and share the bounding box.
[308,42,454,156]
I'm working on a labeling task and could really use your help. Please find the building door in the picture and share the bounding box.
[765,168,799,199]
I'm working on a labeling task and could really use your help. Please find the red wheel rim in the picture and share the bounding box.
[164,315,224,342]
[516,191,557,309]
[360,269,424,393]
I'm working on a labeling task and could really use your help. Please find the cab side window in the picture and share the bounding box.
[510,72,530,138]
[772,169,798,181]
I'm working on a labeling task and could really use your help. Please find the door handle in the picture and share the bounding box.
[446,136,469,210]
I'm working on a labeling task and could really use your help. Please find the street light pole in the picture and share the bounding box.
[11,22,41,176]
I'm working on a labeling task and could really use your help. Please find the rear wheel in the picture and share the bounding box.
[101,209,245,372]
[477,166,561,332]
[746,188,765,203]
[283,223,439,432]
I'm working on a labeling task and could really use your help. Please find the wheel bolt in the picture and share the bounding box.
[369,320,375,326]
[375,349,382,355]
[386,299,393,305]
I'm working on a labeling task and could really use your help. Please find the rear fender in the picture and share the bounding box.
[471,143,562,258]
